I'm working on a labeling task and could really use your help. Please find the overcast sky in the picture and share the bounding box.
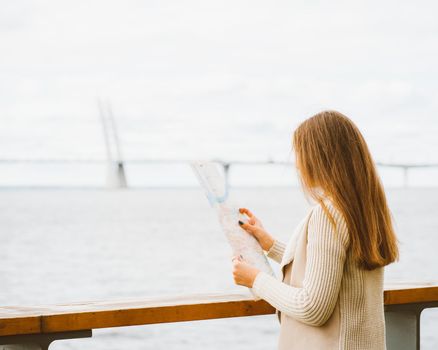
[1,0,438,164]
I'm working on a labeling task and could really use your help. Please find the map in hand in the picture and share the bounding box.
[190,161,275,299]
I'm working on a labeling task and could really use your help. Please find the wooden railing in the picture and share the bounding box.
[1,283,437,350]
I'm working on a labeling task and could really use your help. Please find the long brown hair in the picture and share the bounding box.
[293,110,399,270]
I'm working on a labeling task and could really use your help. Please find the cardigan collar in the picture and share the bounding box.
[279,207,315,275]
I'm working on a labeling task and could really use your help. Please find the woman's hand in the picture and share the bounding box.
[231,255,260,288]
[238,207,275,252]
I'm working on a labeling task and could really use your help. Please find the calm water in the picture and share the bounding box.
[1,187,437,349]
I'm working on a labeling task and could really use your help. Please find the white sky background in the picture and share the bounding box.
[1,0,438,164]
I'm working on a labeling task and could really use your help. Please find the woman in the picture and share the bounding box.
[231,110,399,350]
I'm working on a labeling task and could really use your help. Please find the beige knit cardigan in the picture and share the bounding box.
[251,200,386,350]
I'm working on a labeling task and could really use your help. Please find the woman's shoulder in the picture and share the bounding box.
[311,197,346,223]
[309,198,349,245]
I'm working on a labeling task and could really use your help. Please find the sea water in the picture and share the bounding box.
[1,187,437,349]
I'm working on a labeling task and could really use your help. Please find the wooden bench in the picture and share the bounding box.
[1,282,437,350]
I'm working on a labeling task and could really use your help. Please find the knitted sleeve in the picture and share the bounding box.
[251,203,350,326]
[266,238,287,264]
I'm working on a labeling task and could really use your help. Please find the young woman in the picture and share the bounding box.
[231,110,399,350]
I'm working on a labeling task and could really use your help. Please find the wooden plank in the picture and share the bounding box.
[0,307,41,337]
[1,283,437,336]
[384,283,438,305]
[41,293,275,333]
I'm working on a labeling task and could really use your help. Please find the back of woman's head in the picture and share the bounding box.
[293,110,399,270]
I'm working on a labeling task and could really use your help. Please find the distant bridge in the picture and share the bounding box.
[0,157,437,189]
[1,99,436,189]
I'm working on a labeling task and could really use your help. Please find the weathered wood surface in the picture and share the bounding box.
[1,282,437,337]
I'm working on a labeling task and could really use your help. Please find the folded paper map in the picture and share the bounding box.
[190,161,275,299]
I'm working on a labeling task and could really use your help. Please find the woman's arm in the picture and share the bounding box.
[265,238,287,264]
[252,203,349,326]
